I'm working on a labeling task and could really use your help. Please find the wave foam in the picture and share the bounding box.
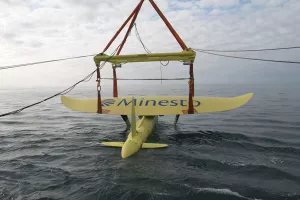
[196,187,262,200]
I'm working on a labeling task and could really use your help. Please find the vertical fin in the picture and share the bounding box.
[131,96,137,137]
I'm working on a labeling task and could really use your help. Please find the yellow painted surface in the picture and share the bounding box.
[101,142,168,149]
[61,93,253,115]
[93,50,196,65]
[121,116,158,158]
[141,143,168,148]
[101,142,124,147]
[100,112,166,158]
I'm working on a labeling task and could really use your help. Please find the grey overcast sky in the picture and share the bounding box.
[0,0,300,89]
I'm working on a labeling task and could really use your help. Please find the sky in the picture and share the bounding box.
[0,0,300,89]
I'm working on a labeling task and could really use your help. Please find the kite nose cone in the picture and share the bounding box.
[121,140,141,159]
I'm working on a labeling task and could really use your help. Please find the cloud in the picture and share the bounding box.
[0,0,300,89]
[251,0,288,7]
[195,0,240,8]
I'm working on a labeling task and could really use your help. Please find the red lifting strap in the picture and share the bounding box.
[188,64,194,114]
[96,65,102,114]
[113,67,118,97]
[149,0,194,114]
[101,0,144,98]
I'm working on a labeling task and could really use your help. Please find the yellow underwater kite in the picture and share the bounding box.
[61,0,254,159]
[61,94,253,158]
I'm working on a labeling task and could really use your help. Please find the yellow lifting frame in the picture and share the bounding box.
[93,49,196,65]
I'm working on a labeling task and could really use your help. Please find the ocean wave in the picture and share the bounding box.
[195,187,260,200]
[167,131,300,153]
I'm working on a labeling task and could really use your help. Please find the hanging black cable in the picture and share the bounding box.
[193,49,300,65]
[0,45,121,118]
[134,23,169,66]
[0,70,96,117]
[134,23,152,54]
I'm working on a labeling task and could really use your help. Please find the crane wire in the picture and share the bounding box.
[192,46,300,52]
[1,27,300,117]
[193,49,300,65]
[0,54,95,71]
[0,45,121,117]
[2,45,299,72]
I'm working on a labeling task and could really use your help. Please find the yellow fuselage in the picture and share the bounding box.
[121,116,157,158]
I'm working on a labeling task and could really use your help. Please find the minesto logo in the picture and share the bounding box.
[101,99,116,107]
[102,98,201,107]
[116,98,201,107]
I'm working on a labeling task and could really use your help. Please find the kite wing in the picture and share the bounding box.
[60,93,253,115]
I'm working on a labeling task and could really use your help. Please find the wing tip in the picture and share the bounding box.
[243,92,254,102]
[60,95,70,102]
